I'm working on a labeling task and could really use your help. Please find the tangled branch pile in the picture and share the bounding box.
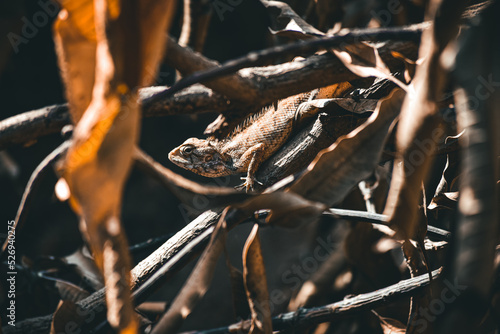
[0,0,498,333]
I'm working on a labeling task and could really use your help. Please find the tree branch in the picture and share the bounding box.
[165,37,258,101]
[151,24,426,104]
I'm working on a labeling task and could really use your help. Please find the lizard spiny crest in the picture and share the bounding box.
[226,105,274,139]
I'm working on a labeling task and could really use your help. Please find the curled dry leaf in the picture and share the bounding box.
[50,300,84,334]
[262,0,325,39]
[288,88,406,206]
[225,255,251,321]
[427,191,459,211]
[296,97,378,117]
[372,310,407,334]
[433,132,464,196]
[243,224,272,334]
[53,0,177,332]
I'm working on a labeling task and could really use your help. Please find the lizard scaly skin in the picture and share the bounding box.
[168,89,325,191]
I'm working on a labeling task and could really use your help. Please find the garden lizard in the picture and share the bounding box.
[168,84,349,191]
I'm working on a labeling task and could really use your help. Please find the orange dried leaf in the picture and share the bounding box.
[243,224,272,334]
[56,0,96,41]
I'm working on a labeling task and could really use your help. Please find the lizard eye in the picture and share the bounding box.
[180,145,195,156]
[205,155,213,162]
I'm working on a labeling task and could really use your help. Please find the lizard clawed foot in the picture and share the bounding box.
[235,176,263,192]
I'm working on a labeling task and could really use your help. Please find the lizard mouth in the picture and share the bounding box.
[168,151,229,177]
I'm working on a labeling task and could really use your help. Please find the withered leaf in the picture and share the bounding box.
[262,0,325,39]
[372,311,406,334]
[55,0,96,42]
[383,0,468,242]
[243,224,272,334]
[63,246,104,291]
[54,0,177,332]
[50,300,84,334]
[331,98,379,114]
[225,257,251,320]
[427,191,459,211]
[296,97,377,116]
[53,279,91,303]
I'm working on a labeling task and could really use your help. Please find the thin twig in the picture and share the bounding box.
[323,208,451,241]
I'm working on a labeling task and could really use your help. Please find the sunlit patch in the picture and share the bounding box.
[459,186,482,215]
[55,178,71,201]
[181,305,192,318]
[59,9,68,20]
[106,217,122,237]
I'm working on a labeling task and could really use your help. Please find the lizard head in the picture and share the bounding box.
[168,138,232,177]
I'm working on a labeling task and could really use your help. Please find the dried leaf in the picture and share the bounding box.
[289,88,406,206]
[50,300,84,334]
[383,0,468,242]
[433,132,463,195]
[296,97,377,117]
[331,98,379,114]
[243,224,272,334]
[372,311,407,334]
[56,0,96,42]
[64,247,104,291]
[427,191,458,211]
[225,258,251,320]
[262,0,325,39]
[53,2,96,123]
[53,279,91,302]
[332,42,410,93]
[54,0,177,332]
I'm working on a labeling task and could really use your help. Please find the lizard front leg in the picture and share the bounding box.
[235,143,266,192]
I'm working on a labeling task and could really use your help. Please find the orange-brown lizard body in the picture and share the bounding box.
[168,89,322,191]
